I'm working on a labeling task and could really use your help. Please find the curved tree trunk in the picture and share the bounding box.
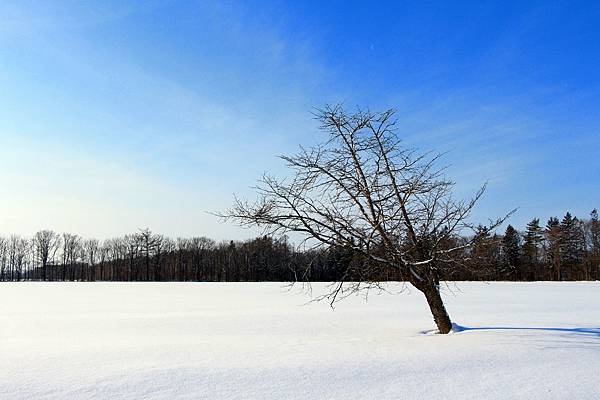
[422,284,453,334]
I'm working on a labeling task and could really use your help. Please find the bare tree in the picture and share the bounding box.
[98,242,110,280]
[222,106,510,333]
[153,234,168,281]
[61,233,81,281]
[124,234,140,281]
[7,235,29,281]
[83,238,99,281]
[33,230,60,281]
[190,237,215,281]
[0,236,7,281]
[138,228,159,281]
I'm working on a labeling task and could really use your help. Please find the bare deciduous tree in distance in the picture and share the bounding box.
[223,105,512,334]
[34,230,60,282]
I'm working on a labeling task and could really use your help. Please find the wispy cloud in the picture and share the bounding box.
[0,1,597,238]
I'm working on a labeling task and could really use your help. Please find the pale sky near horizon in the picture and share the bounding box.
[1,1,599,241]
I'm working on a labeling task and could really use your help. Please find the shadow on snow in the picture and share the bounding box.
[451,323,600,338]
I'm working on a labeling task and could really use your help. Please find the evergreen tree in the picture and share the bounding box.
[560,212,584,279]
[469,225,502,279]
[522,218,543,280]
[545,217,562,280]
[501,225,521,280]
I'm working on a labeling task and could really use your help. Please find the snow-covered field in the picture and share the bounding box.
[1,282,598,399]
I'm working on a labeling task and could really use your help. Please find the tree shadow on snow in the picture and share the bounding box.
[452,323,600,338]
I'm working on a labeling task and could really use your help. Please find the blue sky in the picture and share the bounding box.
[0,0,598,240]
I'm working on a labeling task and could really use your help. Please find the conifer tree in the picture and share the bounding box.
[545,217,562,280]
[522,218,543,280]
[502,225,521,280]
[469,225,502,279]
[560,212,584,279]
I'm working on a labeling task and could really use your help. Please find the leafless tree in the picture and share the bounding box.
[33,230,60,281]
[124,234,140,281]
[7,235,29,281]
[138,228,160,281]
[190,237,215,281]
[153,234,169,281]
[83,238,99,281]
[98,242,110,280]
[0,236,7,281]
[222,106,511,333]
[61,233,81,281]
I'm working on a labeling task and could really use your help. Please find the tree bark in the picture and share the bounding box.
[422,284,453,334]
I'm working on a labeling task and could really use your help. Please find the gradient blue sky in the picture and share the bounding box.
[1,0,598,240]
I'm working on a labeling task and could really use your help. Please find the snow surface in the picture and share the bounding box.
[1,282,599,399]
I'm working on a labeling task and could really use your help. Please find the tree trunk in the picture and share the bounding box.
[423,284,453,334]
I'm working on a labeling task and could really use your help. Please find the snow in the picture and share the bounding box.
[1,282,599,399]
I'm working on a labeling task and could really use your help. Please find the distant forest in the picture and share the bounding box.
[1,209,599,282]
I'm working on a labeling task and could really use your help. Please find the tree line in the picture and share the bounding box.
[468,209,600,281]
[0,209,598,283]
[0,229,337,282]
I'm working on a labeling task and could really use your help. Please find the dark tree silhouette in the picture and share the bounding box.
[1,211,599,284]
[522,218,543,280]
[502,225,521,280]
[545,217,562,280]
[222,106,511,334]
[560,212,586,280]
[33,230,60,281]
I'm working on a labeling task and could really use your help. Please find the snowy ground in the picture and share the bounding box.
[1,282,599,400]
